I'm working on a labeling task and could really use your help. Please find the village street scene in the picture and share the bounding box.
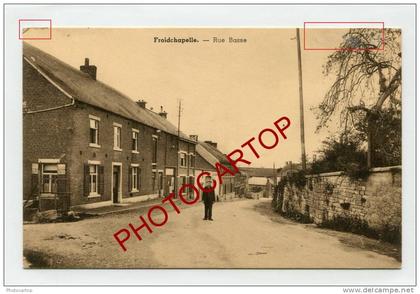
[22,28,401,269]
[24,199,400,268]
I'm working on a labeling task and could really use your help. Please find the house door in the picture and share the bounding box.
[164,168,175,195]
[158,171,164,196]
[112,165,121,203]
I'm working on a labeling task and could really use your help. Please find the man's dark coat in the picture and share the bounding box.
[202,189,216,204]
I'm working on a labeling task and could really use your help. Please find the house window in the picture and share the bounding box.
[89,164,99,195]
[152,136,158,164]
[152,171,157,191]
[179,153,187,167]
[41,164,58,193]
[131,166,139,191]
[113,124,122,150]
[84,163,103,197]
[89,116,100,147]
[132,129,139,152]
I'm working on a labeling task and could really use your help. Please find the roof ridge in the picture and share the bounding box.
[23,42,194,143]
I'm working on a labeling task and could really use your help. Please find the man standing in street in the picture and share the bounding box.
[202,176,216,221]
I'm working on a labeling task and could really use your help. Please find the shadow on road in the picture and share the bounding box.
[253,199,401,262]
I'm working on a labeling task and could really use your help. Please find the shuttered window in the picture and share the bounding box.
[84,164,104,197]
[89,165,98,194]
[129,166,140,192]
[41,164,58,193]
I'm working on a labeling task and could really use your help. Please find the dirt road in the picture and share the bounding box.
[23,198,400,268]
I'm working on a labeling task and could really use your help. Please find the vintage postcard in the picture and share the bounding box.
[21,27,402,270]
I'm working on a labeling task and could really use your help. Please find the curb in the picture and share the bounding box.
[78,200,164,217]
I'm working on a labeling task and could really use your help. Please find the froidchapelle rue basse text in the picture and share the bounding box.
[153,36,247,44]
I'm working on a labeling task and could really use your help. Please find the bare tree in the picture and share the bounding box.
[315,28,401,168]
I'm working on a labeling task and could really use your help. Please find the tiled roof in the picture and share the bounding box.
[198,142,229,163]
[196,141,236,171]
[23,42,194,143]
[195,144,218,167]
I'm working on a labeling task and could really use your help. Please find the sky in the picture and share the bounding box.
[26,28,347,168]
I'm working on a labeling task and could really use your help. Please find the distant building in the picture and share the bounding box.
[248,177,274,198]
[23,43,196,212]
[278,161,302,178]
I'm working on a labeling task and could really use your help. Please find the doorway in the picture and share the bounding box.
[164,168,175,195]
[112,163,122,203]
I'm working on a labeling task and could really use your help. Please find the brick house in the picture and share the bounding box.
[23,43,196,212]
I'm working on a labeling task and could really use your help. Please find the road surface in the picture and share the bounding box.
[24,198,400,268]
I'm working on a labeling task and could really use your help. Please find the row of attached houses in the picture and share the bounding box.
[23,42,243,214]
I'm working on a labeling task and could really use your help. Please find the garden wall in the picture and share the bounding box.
[276,166,401,233]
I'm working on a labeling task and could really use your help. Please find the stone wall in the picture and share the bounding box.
[277,166,401,231]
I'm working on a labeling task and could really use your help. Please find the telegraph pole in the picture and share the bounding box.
[296,28,307,170]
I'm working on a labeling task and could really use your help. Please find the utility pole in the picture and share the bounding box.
[296,28,307,170]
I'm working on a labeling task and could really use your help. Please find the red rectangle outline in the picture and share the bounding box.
[303,21,385,51]
[19,19,52,40]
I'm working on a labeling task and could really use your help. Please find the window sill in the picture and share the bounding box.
[132,150,139,154]
[113,147,122,152]
[89,143,101,149]
[88,193,101,198]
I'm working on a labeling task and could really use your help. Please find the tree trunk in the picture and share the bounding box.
[367,121,372,169]
[366,112,377,169]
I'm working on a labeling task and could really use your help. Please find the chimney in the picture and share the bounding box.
[204,140,218,148]
[158,106,168,119]
[136,100,147,108]
[189,135,198,142]
[80,58,97,80]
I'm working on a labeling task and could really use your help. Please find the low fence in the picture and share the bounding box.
[273,166,401,242]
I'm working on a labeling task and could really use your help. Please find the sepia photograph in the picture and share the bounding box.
[22,27,402,269]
